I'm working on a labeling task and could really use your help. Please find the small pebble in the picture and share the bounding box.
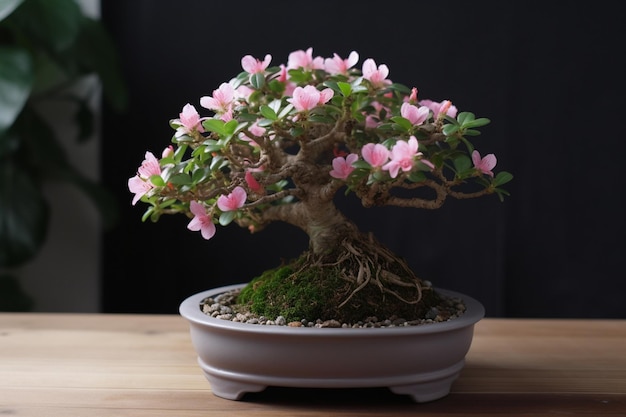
[200,290,465,328]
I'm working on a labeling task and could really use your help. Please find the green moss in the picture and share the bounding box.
[236,253,443,324]
[237,259,346,322]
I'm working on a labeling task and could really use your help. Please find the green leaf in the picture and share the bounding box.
[149,175,165,187]
[141,206,155,222]
[256,118,273,128]
[250,72,265,90]
[203,119,227,135]
[388,83,411,94]
[191,168,208,184]
[210,155,226,171]
[259,105,277,120]
[495,187,511,202]
[337,81,352,97]
[351,83,368,94]
[442,124,460,136]
[278,104,293,119]
[0,0,24,21]
[462,129,482,137]
[309,114,334,124]
[224,119,239,135]
[7,0,82,53]
[390,116,412,132]
[322,80,339,92]
[268,99,282,114]
[0,46,33,137]
[290,126,304,137]
[493,171,514,187]
[0,159,49,268]
[352,160,372,169]
[347,168,368,183]
[407,171,426,182]
[456,112,475,126]
[453,155,472,174]
[168,173,192,186]
[204,143,222,153]
[219,210,236,226]
[267,78,285,94]
[72,17,128,112]
[462,117,491,129]
[287,68,309,83]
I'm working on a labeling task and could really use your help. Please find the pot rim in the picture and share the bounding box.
[179,283,485,337]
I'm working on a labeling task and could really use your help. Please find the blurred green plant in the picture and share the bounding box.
[0,0,128,310]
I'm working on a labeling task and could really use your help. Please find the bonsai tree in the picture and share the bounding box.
[0,0,127,310]
[129,48,512,324]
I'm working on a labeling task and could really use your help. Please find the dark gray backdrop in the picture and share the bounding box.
[100,1,626,317]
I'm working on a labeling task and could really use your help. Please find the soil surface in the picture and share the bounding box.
[199,288,467,328]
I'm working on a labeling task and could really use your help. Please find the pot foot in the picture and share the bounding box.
[203,373,267,400]
[388,373,459,403]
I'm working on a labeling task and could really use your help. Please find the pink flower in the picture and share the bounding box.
[324,51,359,75]
[200,82,235,114]
[287,47,324,71]
[137,151,161,178]
[362,58,391,88]
[187,201,216,240]
[236,85,254,101]
[472,150,497,177]
[382,136,421,178]
[329,153,358,180]
[219,108,233,122]
[128,151,162,205]
[277,64,296,96]
[400,102,430,126]
[161,145,174,158]
[363,101,388,128]
[128,176,152,206]
[175,103,205,137]
[288,85,334,112]
[419,99,458,119]
[241,54,272,74]
[217,186,247,211]
[361,143,389,168]
[278,64,288,82]
[318,88,334,104]
[365,115,379,129]
[245,170,264,194]
[408,87,418,102]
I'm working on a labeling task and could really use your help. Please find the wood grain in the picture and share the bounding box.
[1,314,625,416]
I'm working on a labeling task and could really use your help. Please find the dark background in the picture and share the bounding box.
[100,1,625,318]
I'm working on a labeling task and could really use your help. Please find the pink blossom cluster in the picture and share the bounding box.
[128,149,166,205]
[330,137,497,181]
[330,136,434,180]
[130,48,499,242]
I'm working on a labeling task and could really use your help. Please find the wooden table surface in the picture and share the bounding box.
[1,313,625,416]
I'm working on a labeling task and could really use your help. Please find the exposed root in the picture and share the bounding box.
[297,232,424,310]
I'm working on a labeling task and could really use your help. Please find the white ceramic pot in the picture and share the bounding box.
[179,283,484,402]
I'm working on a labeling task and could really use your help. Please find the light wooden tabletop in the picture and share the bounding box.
[1,313,625,416]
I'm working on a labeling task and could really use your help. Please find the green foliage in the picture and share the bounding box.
[0,46,32,137]
[0,0,128,270]
[130,48,511,251]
